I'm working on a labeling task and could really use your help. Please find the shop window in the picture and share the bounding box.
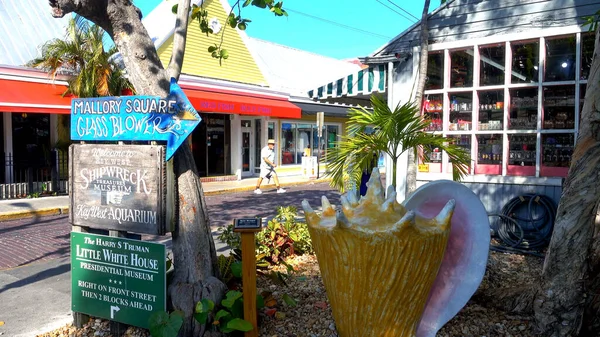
[446,135,472,174]
[480,44,505,86]
[543,85,575,130]
[545,36,576,82]
[281,123,297,165]
[541,133,573,177]
[507,134,536,176]
[426,51,444,90]
[450,48,474,88]
[581,32,595,80]
[478,90,504,131]
[449,92,473,131]
[12,113,51,178]
[326,125,339,150]
[509,88,537,130]
[423,94,443,131]
[511,40,539,84]
[280,122,339,165]
[419,145,442,173]
[475,134,502,175]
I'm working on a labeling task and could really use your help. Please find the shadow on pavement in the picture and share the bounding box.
[0,262,70,294]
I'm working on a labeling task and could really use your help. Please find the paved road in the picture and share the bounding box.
[0,181,339,270]
[0,182,340,337]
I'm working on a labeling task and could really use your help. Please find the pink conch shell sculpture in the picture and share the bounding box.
[302,168,490,337]
[405,178,490,337]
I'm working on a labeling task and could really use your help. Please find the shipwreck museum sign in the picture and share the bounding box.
[69,144,166,235]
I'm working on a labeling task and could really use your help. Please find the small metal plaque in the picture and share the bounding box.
[233,218,262,232]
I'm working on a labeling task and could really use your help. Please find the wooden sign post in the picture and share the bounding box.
[233,218,263,337]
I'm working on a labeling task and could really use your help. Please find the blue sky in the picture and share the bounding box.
[135,0,442,60]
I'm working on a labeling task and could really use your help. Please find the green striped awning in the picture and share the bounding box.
[307,64,386,99]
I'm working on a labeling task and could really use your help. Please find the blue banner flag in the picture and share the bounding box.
[70,78,202,160]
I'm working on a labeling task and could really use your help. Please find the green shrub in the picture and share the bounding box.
[217,206,313,265]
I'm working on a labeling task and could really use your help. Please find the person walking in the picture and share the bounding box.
[255,139,286,194]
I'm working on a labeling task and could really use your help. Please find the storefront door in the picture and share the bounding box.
[241,120,253,177]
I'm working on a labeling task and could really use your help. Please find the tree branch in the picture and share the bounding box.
[167,0,192,81]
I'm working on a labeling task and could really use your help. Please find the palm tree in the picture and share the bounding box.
[326,94,471,192]
[27,15,133,98]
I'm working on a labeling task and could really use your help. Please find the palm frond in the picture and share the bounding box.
[326,94,472,191]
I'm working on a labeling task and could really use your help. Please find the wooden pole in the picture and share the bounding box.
[240,232,258,337]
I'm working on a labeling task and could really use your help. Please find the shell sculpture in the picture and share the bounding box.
[302,168,490,337]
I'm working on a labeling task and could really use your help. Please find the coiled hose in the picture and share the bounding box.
[489,194,557,256]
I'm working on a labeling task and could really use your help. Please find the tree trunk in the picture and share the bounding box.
[48,0,226,335]
[405,0,430,197]
[534,27,600,336]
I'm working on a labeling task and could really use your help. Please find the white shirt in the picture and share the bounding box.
[260,146,275,170]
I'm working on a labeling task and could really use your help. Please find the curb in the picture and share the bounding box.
[0,207,69,222]
[203,177,332,196]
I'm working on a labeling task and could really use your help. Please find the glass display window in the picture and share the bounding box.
[423,94,443,132]
[541,133,574,177]
[478,90,504,131]
[581,32,595,80]
[450,48,474,88]
[511,40,539,84]
[475,134,503,175]
[509,88,538,130]
[507,134,536,176]
[426,51,444,90]
[419,145,442,174]
[281,123,297,165]
[449,92,473,131]
[545,35,576,82]
[447,135,472,173]
[480,44,505,86]
[543,85,575,130]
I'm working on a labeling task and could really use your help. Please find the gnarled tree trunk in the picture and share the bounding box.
[406,0,430,197]
[48,0,226,335]
[533,27,600,336]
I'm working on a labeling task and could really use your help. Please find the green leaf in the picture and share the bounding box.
[208,45,218,53]
[220,49,229,59]
[282,294,297,307]
[226,318,254,332]
[193,312,208,325]
[243,0,252,6]
[256,294,265,310]
[195,298,215,313]
[252,0,268,8]
[215,309,230,322]
[228,13,237,28]
[222,290,243,308]
[231,261,242,278]
[238,22,247,30]
[171,4,178,14]
[148,310,184,337]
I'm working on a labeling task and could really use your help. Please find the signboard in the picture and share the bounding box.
[71,232,166,329]
[418,164,430,172]
[69,144,166,235]
[70,78,201,160]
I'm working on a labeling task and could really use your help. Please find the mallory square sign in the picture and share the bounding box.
[71,232,166,329]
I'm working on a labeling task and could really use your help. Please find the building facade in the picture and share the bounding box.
[360,0,600,213]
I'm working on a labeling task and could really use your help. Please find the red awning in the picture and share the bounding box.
[181,86,301,119]
[0,78,72,114]
[0,78,301,118]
